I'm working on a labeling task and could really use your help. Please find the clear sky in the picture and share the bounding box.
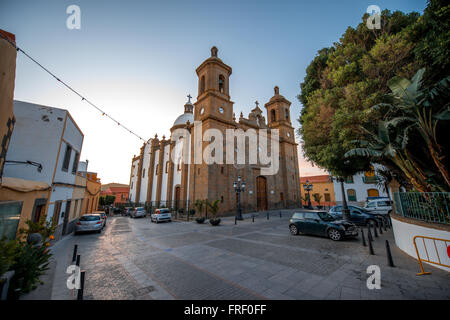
[0,0,426,184]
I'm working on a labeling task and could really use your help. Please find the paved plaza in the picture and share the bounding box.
[22,210,450,300]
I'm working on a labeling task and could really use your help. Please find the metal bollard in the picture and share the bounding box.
[383,218,387,232]
[187,212,189,222]
[367,224,373,242]
[267,212,269,220]
[379,221,383,235]
[252,215,255,223]
[75,254,80,267]
[72,244,78,262]
[77,270,85,300]
[373,221,378,238]
[279,211,282,218]
[368,233,375,255]
[360,228,366,247]
[386,240,395,267]
[235,216,237,225]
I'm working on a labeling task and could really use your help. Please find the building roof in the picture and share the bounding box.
[300,175,332,184]
[173,112,194,127]
[1,177,50,192]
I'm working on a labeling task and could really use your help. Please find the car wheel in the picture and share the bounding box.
[328,228,342,241]
[289,224,299,235]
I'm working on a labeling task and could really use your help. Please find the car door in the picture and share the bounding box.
[349,208,365,225]
[330,206,343,220]
[303,212,322,235]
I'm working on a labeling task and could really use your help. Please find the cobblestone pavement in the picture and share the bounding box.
[37,210,450,300]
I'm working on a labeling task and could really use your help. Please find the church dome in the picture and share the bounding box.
[173,111,194,127]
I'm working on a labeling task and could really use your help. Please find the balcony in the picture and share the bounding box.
[362,175,380,184]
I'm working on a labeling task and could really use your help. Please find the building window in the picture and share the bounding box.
[177,159,181,171]
[271,109,276,122]
[142,168,145,177]
[280,192,284,202]
[218,75,225,93]
[165,161,169,173]
[367,189,379,197]
[324,193,331,202]
[347,189,357,202]
[221,196,224,203]
[200,76,205,94]
[71,151,79,174]
[221,166,224,174]
[285,109,289,120]
[345,176,354,184]
[155,164,159,175]
[62,144,72,171]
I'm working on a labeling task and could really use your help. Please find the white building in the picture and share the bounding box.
[3,100,84,239]
[333,165,389,206]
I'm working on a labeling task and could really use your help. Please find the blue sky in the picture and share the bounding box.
[0,0,427,183]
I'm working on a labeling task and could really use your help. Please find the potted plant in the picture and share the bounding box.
[194,200,205,224]
[313,193,323,209]
[208,199,221,226]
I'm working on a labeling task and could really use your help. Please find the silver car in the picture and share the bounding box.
[151,208,171,223]
[75,214,103,234]
[130,207,147,218]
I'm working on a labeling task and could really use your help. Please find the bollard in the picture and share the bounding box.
[187,212,189,222]
[279,211,282,218]
[373,221,378,238]
[235,216,237,225]
[386,240,395,267]
[252,215,255,223]
[75,254,80,267]
[379,221,383,235]
[368,234,375,255]
[360,228,366,247]
[77,270,85,300]
[267,212,269,220]
[367,224,373,242]
[383,218,387,232]
[72,244,78,262]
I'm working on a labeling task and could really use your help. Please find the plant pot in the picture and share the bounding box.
[195,217,205,224]
[209,218,221,226]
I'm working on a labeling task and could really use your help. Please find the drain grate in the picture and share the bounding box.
[132,286,155,297]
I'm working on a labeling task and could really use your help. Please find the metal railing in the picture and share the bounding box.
[413,235,450,275]
[393,192,450,225]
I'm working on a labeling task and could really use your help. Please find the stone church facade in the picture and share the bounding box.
[128,47,301,215]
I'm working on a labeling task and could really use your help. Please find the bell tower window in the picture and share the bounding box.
[271,109,276,122]
[218,75,225,93]
[200,76,205,94]
[285,109,289,120]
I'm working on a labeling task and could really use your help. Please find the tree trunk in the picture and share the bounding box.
[340,180,350,221]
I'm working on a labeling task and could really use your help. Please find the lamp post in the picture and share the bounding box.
[303,180,313,209]
[233,176,246,220]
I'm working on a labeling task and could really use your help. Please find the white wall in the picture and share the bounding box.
[160,144,170,201]
[391,216,450,272]
[151,150,159,202]
[4,101,64,184]
[129,158,139,202]
[139,142,151,203]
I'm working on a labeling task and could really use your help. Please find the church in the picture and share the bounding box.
[128,47,302,215]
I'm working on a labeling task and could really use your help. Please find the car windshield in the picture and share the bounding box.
[318,212,335,221]
[80,215,100,221]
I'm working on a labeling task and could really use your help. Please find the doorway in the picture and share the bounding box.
[256,176,268,211]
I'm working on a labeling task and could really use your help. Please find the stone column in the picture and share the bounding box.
[146,139,157,204]
[166,141,175,208]
[155,137,166,204]
[135,143,145,203]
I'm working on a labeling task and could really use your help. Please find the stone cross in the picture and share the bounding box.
[187,94,192,103]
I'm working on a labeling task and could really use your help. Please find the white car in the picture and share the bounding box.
[130,207,147,218]
[151,208,171,223]
[364,199,393,215]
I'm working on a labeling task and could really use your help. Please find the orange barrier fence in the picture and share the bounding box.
[413,235,450,275]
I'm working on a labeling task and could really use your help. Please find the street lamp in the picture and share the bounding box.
[233,176,246,220]
[303,180,313,209]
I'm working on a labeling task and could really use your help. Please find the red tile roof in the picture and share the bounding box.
[300,175,332,183]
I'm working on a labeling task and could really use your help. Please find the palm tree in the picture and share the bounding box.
[312,193,323,207]
[194,199,205,218]
[208,200,220,219]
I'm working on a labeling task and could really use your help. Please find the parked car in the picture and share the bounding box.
[113,207,122,214]
[98,212,107,228]
[329,205,384,227]
[75,214,103,234]
[288,210,358,241]
[130,207,147,218]
[364,199,393,215]
[151,208,171,223]
[123,207,132,216]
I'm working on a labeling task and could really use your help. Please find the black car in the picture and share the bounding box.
[289,210,358,241]
[329,205,384,227]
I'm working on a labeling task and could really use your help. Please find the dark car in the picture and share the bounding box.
[289,210,358,241]
[329,205,384,227]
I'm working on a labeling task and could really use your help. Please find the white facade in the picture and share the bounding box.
[129,158,140,202]
[333,165,389,205]
[4,100,84,238]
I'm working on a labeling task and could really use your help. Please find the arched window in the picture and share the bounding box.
[285,109,289,120]
[347,189,357,202]
[200,76,205,94]
[271,109,276,122]
[367,189,379,197]
[218,75,225,93]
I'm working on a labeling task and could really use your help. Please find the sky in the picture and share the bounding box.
[0,0,427,184]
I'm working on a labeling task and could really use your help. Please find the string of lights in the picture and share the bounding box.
[0,32,147,142]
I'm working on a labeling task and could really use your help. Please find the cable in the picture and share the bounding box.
[0,32,147,142]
